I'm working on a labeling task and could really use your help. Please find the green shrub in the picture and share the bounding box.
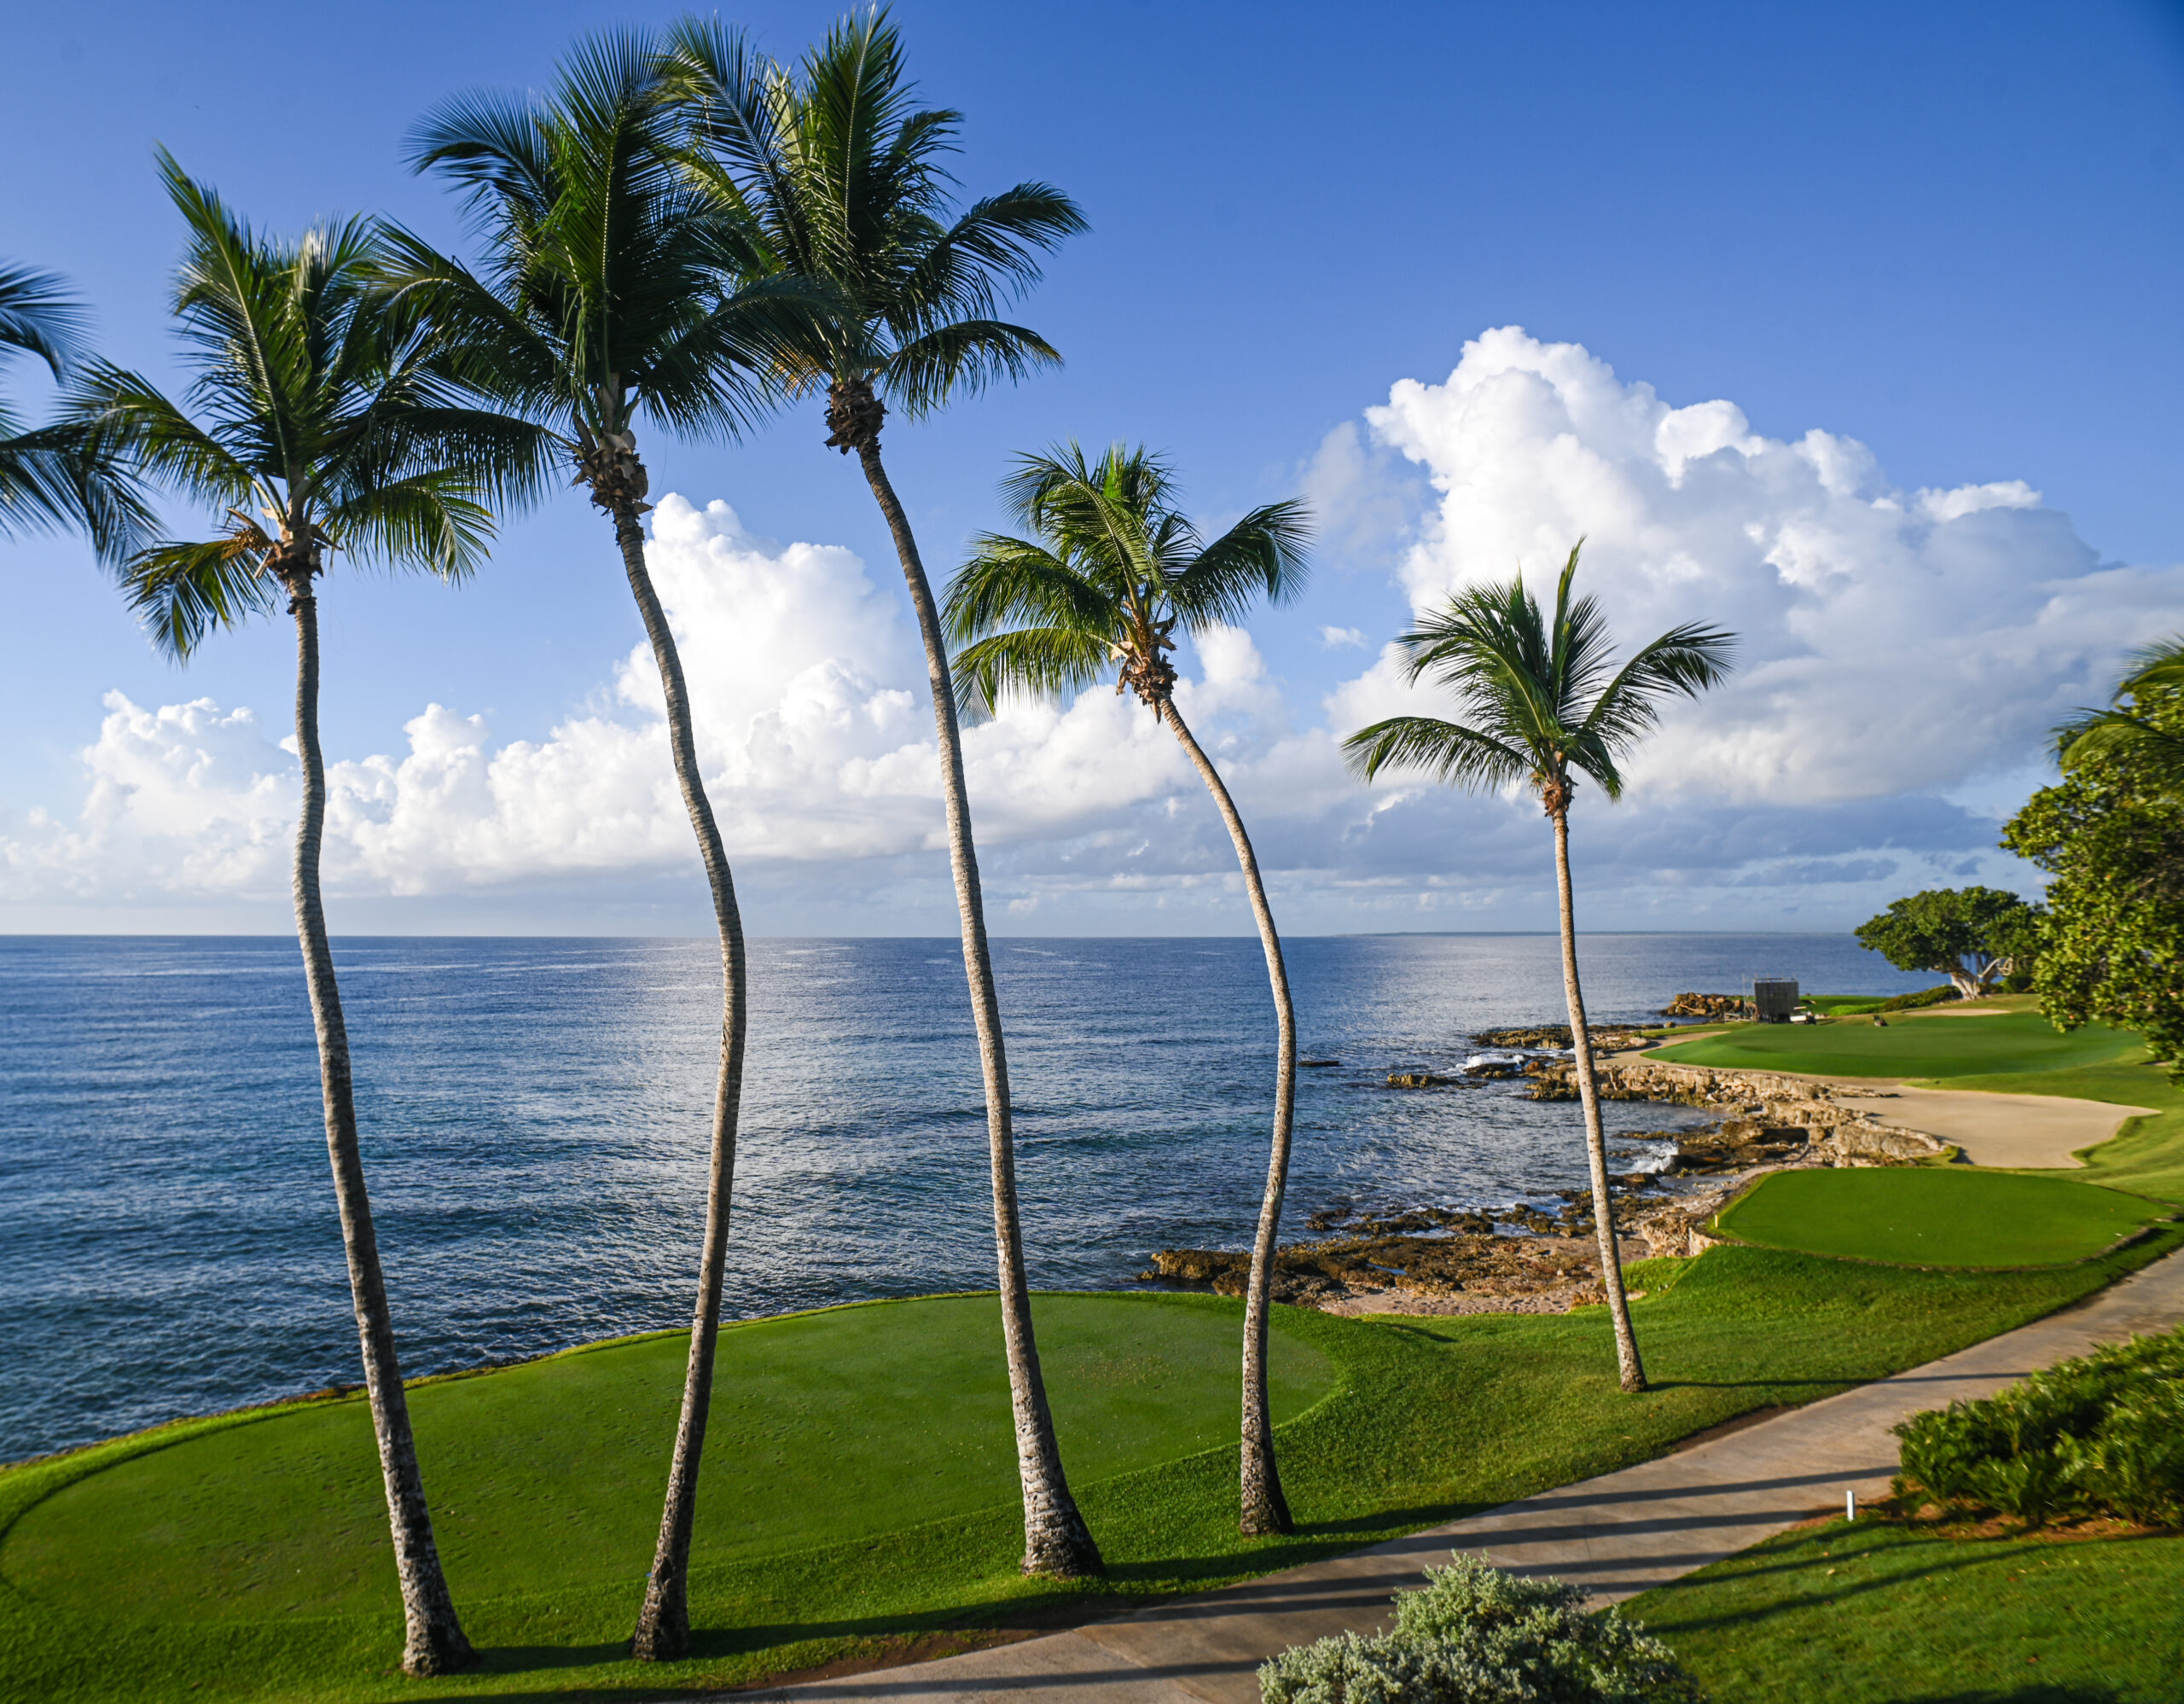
[1894,1326,2184,1525]
[1879,985,1960,1012]
[1258,1554,1705,1704]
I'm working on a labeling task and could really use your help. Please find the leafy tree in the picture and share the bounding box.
[659,10,1101,1577]
[0,261,146,551]
[392,29,824,1659]
[946,444,1310,1534]
[65,153,549,1676]
[1344,547,1734,1394]
[2004,654,2184,1076]
[1852,887,2041,1001]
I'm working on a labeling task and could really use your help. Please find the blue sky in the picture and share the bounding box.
[2,0,2180,933]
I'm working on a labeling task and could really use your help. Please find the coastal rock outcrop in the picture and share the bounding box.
[1658,992,1749,1019]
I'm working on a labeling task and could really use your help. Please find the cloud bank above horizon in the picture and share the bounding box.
[4,328,2170,934]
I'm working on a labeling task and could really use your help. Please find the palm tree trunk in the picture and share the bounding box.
[619,500,752,1661]
[854,439,1102,1579]
[1551,805,1647,1393]
[1160,703,1297,1534]
[287,583,474,1677]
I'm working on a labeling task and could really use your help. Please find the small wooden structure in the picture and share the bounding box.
[1751,978,1800,1023]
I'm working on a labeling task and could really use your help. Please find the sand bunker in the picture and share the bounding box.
[1827,1081,2155,1169]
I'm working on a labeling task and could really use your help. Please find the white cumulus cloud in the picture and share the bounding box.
[1352,326,2177,807]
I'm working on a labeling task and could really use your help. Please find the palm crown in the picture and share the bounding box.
[1344,544,1735,814]
[945,444,1310,718]
[392,28,814,506]
[67,153,543,656]
[660,7,1085,444]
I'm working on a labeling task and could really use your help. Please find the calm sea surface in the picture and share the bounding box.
[0,933,1931,1460]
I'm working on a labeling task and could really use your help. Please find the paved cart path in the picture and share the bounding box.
[742,1245,2184,1704]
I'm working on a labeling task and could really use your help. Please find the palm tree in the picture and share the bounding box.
[65,153,549,1676]
[2058,637,2184,794]
[391,30,822,1659]
[659,11,1100,1577]
[945,445,1310,1535]
[0,262,146,552]
[1343,546,1734,1394]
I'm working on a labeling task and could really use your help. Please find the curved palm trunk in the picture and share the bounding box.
[1162,703,1296,1536]
[288,584,475,1677]
[619,500,752,1660]
[1551,806,1647,1393]
[854,439,1102,1578]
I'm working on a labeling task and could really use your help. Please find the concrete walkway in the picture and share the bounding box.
[746,1245,2184,1704]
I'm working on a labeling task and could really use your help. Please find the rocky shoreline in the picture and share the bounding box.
[1139,1044,1953,1317]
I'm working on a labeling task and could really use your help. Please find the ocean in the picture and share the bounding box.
[0,933,1932,1461]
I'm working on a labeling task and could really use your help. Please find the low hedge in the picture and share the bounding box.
[1893,1325,2184,1527]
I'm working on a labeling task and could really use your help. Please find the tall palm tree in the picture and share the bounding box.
[659,11,1100,1577]
[66,153,548,1676]
[2058,637,2184,794]
[0,262,146,552]
[945,445,1310,1535]
[1343,546,1734,1394]
[390,30,821,1659]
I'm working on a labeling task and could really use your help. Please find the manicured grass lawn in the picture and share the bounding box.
[1649,1010,2142,1081]
[1631,1515,2184,1701]
[5,1293,1334,1621]
[1715,1168,2169,1268]
[5,1234,2179,1704]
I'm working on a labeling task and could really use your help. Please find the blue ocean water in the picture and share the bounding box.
[0,933,1931,1461]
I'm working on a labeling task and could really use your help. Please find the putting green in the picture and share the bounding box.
[1715,1168,2166,1267]
[2,1292,1332,1624]
[1650,1012,2141,1080]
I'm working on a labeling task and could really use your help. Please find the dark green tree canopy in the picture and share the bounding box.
[1852,887,2042,1001]
[2006,660,2184,1074]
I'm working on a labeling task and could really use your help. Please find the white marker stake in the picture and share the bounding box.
[1845,1491,1856,1521]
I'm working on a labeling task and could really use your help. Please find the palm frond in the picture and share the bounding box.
[1168,499,1311,629]
[0,262,85,377]
[1341,715,1531,788]
[951,625,1112,722]
[119,534,281,658]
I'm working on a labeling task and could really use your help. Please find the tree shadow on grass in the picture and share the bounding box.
[1642,1528,2173,1634]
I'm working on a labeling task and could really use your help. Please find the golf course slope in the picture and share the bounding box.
[8,1231,2184,1703]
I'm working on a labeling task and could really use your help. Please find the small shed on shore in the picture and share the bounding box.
[1752,978,1800,1023]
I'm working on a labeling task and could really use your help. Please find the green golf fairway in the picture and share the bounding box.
[1649,1011,2140,1079]
[3,1292,1333,1623]
[1716,1168,2165,1266]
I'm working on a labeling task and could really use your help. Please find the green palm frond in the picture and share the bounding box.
[67,154,549,656]
[1169,500,1310,628]
[2057,635,2184,788]
[1340,715,1532,788]
[1350,542,1736,810]
[404,25,822,454]
[944,441,1312,718]
[0,262,85,378]
[657,5,1083,421]
[952,625,1113,722]
[122,535,282,655]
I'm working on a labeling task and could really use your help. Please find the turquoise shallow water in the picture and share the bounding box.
[0,932,1929,1460]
